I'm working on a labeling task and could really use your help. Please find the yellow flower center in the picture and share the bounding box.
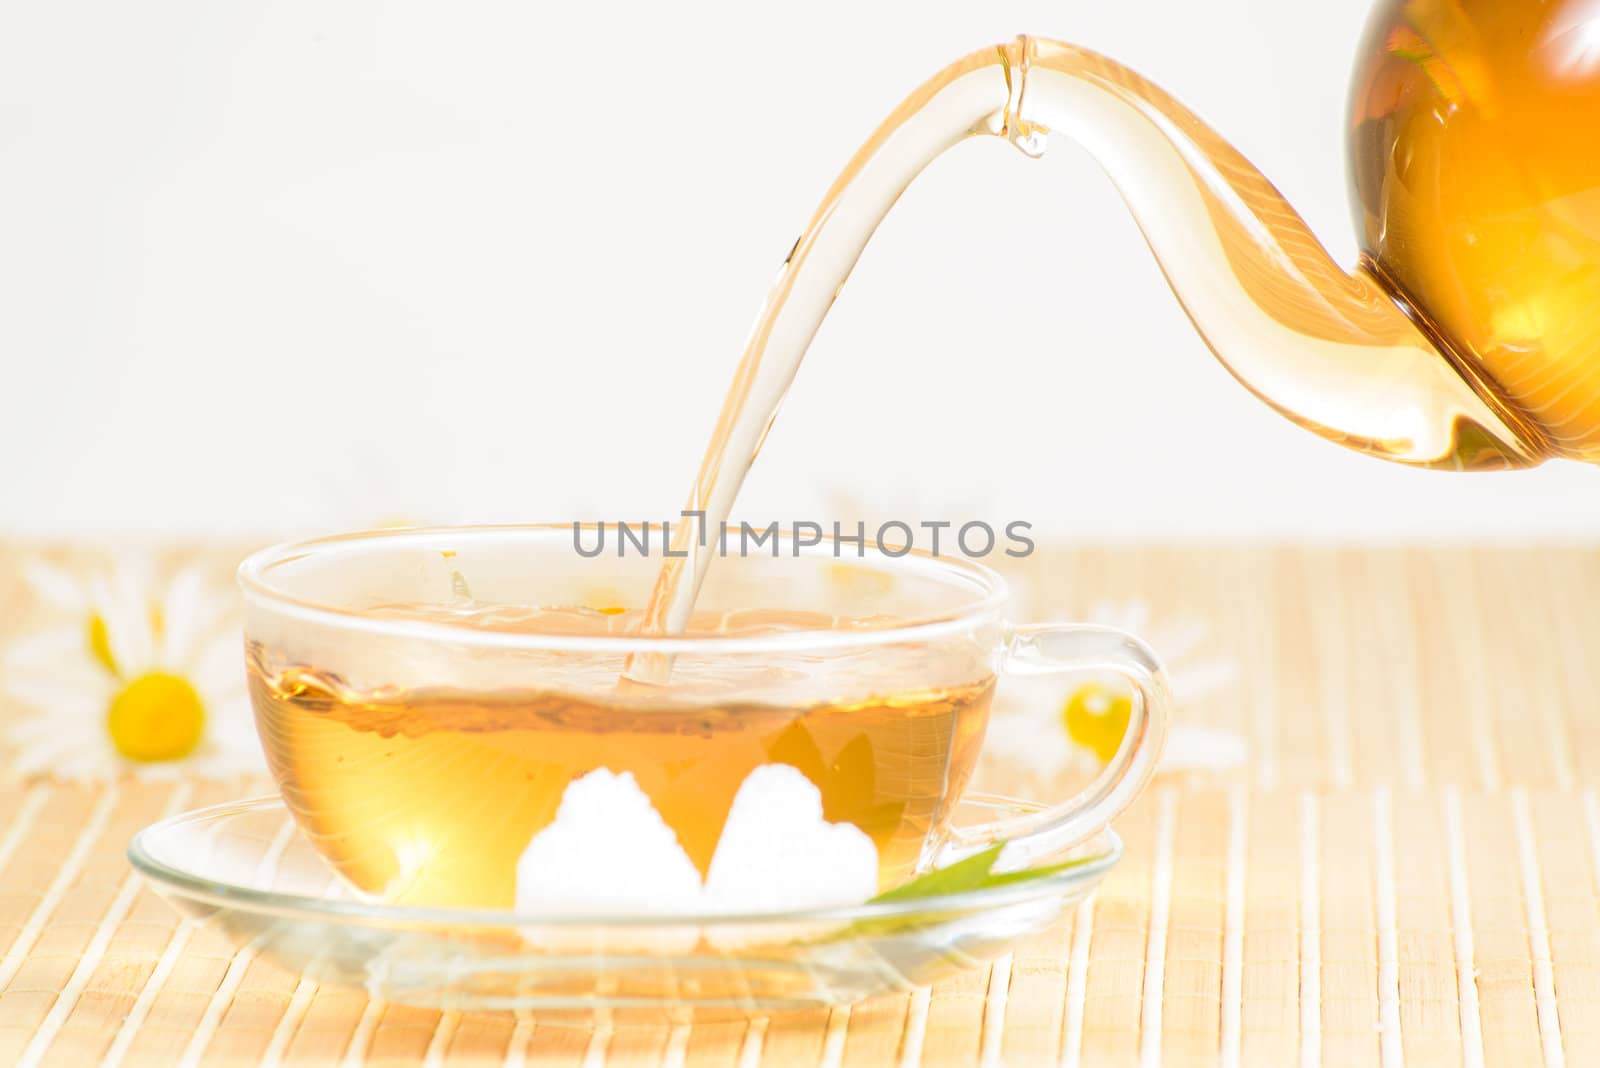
[107,671,205,762]
[1062,682,1133,764]
[85,604,165,676]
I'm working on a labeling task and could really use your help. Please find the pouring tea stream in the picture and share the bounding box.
[234,3,1596,916]
[636,9,1598,668]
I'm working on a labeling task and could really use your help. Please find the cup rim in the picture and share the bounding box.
[238,523,1011,654]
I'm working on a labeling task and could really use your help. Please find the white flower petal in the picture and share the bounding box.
[126,759,188,782]
[21,560,89,612]
[208,695,254,735]
[188,751,266,781]
[156,567,209,666]
[1040,598,1242,712]
[702,764,878,915]
[979,707,1076,778]
[1,626,93,677]
[92,573,154,674]
[4,668,112,718]
[1147,618,1207,664]
[194,701,267,778]
[6,697,104,741]
[1170,658,1239,702]
[1091,599,1149,636]
[107,556,161,606]
[7,715,66,742]
[11,729,105,778]
[190,635,246,697]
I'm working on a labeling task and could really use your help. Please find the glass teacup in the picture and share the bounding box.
[239,525,1169,913]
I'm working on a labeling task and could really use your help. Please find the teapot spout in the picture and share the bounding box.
[1009,37,1542,469]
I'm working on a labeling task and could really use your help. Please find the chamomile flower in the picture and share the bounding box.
[2,557,264,781]
[983,598,1244,787]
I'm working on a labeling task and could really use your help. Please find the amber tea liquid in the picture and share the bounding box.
[249,607,993,909]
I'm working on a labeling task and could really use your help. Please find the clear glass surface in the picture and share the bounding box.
[129,793,1120,1017]
[236,526,1166,912]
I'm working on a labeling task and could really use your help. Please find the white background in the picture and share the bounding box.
[1,1,1593,542]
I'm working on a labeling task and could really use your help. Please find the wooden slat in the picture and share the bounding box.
[1239,787,1298,1068]
[1078,790,1157,1065]
[995,905,1075,1064]
[1389,790,1462,1068]
[1460,791,1543,1066]
[0,545,1596,1065]
[1318,788,1378,1067]
[1160,785,1226,1066]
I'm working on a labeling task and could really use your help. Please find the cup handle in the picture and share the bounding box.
[942,622,1172,870]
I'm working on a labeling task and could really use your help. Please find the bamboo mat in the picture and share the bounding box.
[2,544,1598,1066]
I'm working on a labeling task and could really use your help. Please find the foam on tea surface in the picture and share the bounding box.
[249,604,993,910]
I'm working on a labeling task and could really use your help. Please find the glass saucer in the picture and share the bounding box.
[129,794,1120,1020]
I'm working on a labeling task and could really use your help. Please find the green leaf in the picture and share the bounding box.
[808,844,1104,947]
[867,843,1099,906]
[868,843,1007,904]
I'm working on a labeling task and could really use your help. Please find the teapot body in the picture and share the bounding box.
[1350,0,1600,459]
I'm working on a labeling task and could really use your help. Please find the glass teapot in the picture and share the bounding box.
[740,2,1600,471]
